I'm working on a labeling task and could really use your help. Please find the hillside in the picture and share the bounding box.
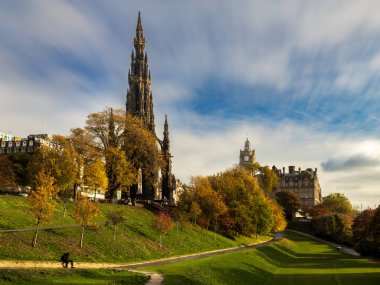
[0,196,269,263]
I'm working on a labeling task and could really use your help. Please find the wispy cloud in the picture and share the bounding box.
[322,154,380,172]
[1,0,380,207]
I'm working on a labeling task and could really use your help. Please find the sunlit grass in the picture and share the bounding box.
[0,268,148,285]
[0,196,270,263]
[145,231,380,285]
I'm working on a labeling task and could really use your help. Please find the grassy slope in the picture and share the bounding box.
[0,196,269,263]
[145,231,380,285]
[0,268,148,285]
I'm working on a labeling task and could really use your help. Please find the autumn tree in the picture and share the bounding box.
[154,211,173,248]
[83,157,108,200]
[83,109,153,202]
[106,209,125,242]
[69,127,99,199]
[188,176,227,230]
[28,169,55,247]
[313,213,353,244]
[352,209,376,255]
[209,168,274,236]
[368,206,380,257]
[267,198,287,232]
[27,136,79,198]
[74,195,99,248]
[122,114,161,200]
[275,190,301,220]
[189,201,202,225]
[0,156,16,188]
[104,147,136,201]
[85,107,126,149]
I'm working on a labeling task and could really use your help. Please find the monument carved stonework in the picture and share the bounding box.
[126,12,173,200]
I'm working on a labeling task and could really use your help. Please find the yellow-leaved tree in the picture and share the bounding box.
[83,157,108,200]
[28,169,55,247]
[74,195,99,248]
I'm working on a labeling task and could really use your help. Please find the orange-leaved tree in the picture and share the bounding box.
[154,211,173,248]
[74,195,99,248]
[28,169,56,247]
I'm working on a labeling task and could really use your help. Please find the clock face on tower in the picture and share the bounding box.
[244,156,249,161]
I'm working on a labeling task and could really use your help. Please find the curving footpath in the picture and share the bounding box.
[0,232,284,285]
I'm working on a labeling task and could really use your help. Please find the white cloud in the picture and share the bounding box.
[169,114,380,208]
[1,0,380,209]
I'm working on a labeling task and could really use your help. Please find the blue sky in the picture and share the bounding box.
[1,0,380,207]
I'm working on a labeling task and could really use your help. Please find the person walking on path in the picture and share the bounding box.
[60,253,75,268]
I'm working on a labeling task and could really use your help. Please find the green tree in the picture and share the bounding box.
[106,209,125,242]
[28,169,55,247]
[322,193,353,215]
[257,165,278,196]
[275,190,301,219]
[74,195,99,248]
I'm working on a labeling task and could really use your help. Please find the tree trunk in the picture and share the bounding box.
[159,234,162,248]
[113,225,117,242]
[32,221,40,248]
[63,203,67,218]
[80,226,85,248]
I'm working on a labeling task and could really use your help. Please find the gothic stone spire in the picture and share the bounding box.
[126,12,155,136]
[162,114,173,200]
[162,114,170,152]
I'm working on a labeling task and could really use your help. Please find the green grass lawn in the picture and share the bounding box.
[144,231,380,285]
[0,268,148,285]
[0,196,269,263]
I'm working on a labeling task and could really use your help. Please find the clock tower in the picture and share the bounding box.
[239,138,256,169]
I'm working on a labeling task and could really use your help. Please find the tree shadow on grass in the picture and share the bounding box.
[162,266,273,285]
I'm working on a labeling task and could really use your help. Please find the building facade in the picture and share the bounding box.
[0,134,52,155]
[126,12,173,201]
[272,166,322,207]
